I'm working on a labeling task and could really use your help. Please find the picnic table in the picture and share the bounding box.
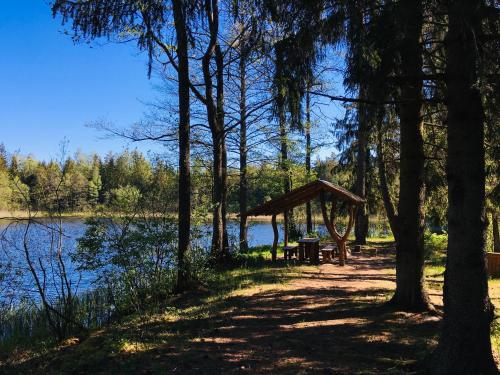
[298,238,320,263]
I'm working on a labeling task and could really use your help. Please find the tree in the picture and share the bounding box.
[88,155,102,206]
[390,0,432,311]
[157,0,231,261]
[274,36,311,244]
[238,34,250,252]
[171,0,192,290]
[0,170,12,210]
[199,0,229,261]
[275,45,292,248]
[0,144,12,210]
[305,85,313,234]
[0,143,8,172]
[342,3,374,247]
[233,7,260,253]
[375,108,400,244]
[432,0,498,372]
[353,86,369,245]
[52,0,194,290]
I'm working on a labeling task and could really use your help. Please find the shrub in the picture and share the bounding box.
[424,231,448,264]
[75,216,178,313]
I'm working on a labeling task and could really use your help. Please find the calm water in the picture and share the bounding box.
[0,218,387,303]
[0,219,328,302]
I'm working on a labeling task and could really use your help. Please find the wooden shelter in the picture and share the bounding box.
[242,179,365,266]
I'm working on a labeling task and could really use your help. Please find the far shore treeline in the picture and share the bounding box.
[0,144,345,218]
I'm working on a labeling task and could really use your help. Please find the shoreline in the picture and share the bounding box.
[0,210,384,225]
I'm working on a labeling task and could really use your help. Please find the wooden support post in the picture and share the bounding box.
[319,191,358,266]
[283,211,289,246]
[320,191,345,266]
[343,204,356,260]
[271,214,278,262]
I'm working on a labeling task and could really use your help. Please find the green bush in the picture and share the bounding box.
[109,185,141,212]
[424,231,448,264]
[75,216,178,313]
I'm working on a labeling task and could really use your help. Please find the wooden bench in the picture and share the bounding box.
[321,245,335,263]
[283,245,298,260]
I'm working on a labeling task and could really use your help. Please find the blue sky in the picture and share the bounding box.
[0,1,160,161]
[0,1,344,162]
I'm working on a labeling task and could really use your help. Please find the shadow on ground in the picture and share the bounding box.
[1,254,441,374]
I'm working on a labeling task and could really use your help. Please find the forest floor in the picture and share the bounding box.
[2,241,499,374]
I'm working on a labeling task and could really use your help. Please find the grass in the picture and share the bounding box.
[2,239,499,374]
[0,249,312,374]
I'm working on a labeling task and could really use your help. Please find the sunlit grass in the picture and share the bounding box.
[367,236,396,243]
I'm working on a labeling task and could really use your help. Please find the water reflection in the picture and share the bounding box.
[0,218,387,303]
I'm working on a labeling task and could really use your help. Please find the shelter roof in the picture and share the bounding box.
[243,179,365,217]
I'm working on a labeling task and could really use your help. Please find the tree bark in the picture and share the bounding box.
[239,46,249,253]
[354,85,369,245]
[279,92,291,242]
[493,212,500,253]
[433,1,497,372]
[390,0,432,311]
[305,88,313,234]
[211,135,228,261]
[375,115,399,245]
[271,214,278,262]
[202,0,228,262]
[172,0,191,292]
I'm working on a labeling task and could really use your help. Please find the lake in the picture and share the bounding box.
[0,218,387,304]
[0,218,325,303]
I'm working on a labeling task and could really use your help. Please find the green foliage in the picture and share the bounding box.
[424,231,448,264]
[75,215,178,313]
[4,146,386,222]
[6,176,29,210]
[88,160,102,206]
[0,143,8,172]
[1,149,178,214]
[109,185,141,212]
[0,170,12,210]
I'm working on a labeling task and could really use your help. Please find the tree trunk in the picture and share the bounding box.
[375,115,399,245]
[391,0,431,311]
[203,0,228,262]
[211,135,228,261]
[172,0,191,292]
[432,1,497,372]
[221,127,229,254]
[271,214,278,261]
[493,212,500,253]
[305,88,313,234]
[279,93,291,242]
[215,43,229,260]
[239,46,249,253]
[354,86,369,245]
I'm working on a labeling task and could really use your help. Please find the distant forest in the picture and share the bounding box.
[0,144,353,217]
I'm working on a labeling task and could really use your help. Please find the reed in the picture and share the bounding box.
[0,288,115,347]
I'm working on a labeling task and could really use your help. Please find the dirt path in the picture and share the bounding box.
[128,253,440,374]
[170,255,440,374]
[4,253,444,374]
